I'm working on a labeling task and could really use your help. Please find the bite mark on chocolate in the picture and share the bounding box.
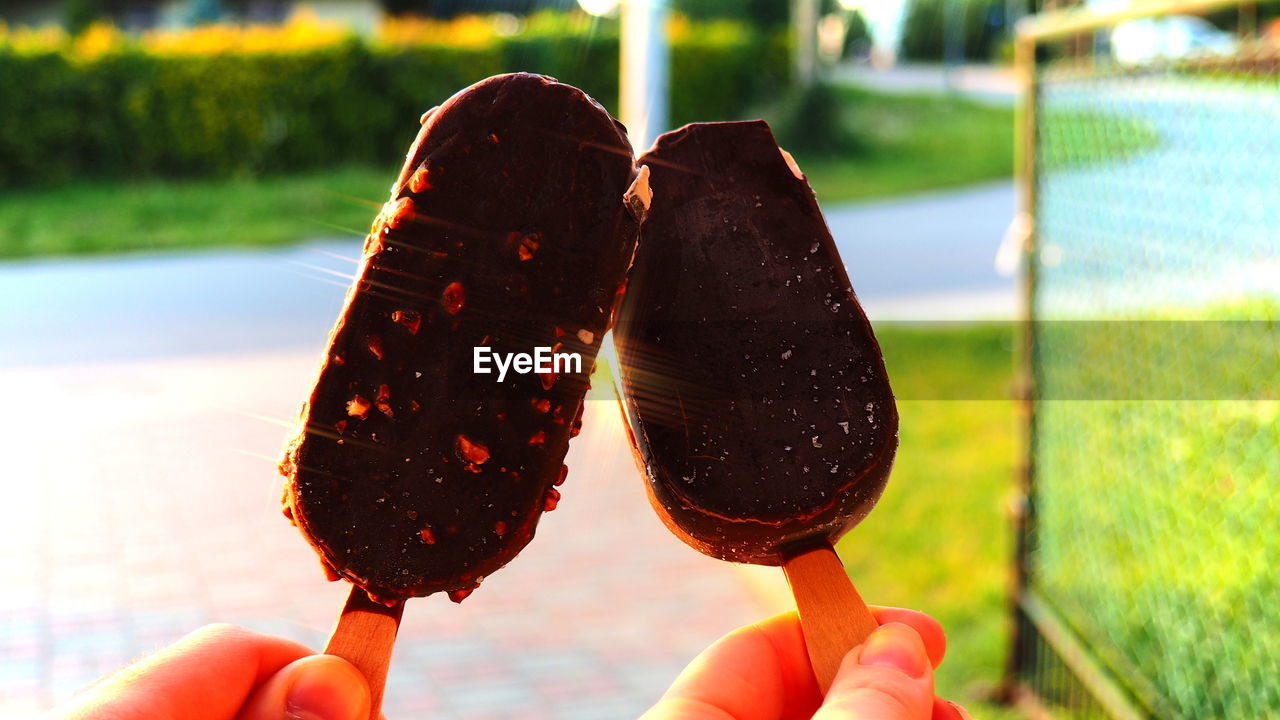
[780,149,804,180]
[626,164,653,214]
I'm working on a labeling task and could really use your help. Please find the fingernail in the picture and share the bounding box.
[932,698,965,720]
[286,657,369,720]
[858,623,929,678]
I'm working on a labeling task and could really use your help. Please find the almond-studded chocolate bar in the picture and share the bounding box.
[281,74,645,603]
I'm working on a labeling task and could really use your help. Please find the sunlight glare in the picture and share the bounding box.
[578,0,620,17]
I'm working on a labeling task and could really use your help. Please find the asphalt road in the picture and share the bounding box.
[0,182,1016,369]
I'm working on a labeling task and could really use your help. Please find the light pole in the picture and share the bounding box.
[579,0,669,151]
[793,0,819,87]
[619,0,670,151]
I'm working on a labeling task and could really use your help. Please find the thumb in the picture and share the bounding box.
[235,654,371,720]
[813,623,935,720]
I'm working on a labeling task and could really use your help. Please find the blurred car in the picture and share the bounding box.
[1110,15,1236,66]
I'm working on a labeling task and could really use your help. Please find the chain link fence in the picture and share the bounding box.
[1007,2,1280,718]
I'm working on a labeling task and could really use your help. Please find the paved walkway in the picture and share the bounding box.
[0,181,1015,370]
[827,182,1015,320]
[1,352,770,719]
[831,62,1017,106]
[0,184,1013,718]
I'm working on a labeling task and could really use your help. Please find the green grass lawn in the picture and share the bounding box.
[795,87,1014,205]
[0,87,1015,260]
[840,323,1021,719]
[1027,298,1279,718]
[864,308,1278,718]
[0,165,396,259]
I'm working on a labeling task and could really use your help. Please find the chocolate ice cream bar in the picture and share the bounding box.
[614,120,897,566]
[280,73,646,604]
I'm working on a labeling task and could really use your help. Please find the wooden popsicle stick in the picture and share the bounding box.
[782,543,879,693]
[324,586,406,720]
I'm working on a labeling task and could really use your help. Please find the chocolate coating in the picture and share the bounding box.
[614,121,897,566]
[280,73,642,603]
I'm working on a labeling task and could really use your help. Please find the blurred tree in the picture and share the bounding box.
[63,0,103,35]
[901,0,1005,62]
[183,0,225,25]
[672,0,788,28]
[379,0,572,17]
[380,0,419,16]
[843,9,870,59]
[773,81,864,155]
[1204,4,1280,30]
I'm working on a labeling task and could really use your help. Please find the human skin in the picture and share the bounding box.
[42,607,970,720]
[41,624,371,720]
[641,608,974,720]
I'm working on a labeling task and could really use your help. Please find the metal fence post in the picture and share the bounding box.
[1003,1,1278,717]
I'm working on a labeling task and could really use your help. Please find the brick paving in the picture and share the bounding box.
[0,350,774,719]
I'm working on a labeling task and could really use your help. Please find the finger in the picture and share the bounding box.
[640,612,822,720]
[814,622,934,720]
[931,697,975,720]
[45,624,313,720]
[235,654,370,720]
[869,606,947,669]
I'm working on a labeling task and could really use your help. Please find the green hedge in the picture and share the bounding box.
[0,27,787,187]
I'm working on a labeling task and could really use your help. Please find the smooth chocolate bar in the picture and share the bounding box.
[614,120,897,565]
[280,73,645,603]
